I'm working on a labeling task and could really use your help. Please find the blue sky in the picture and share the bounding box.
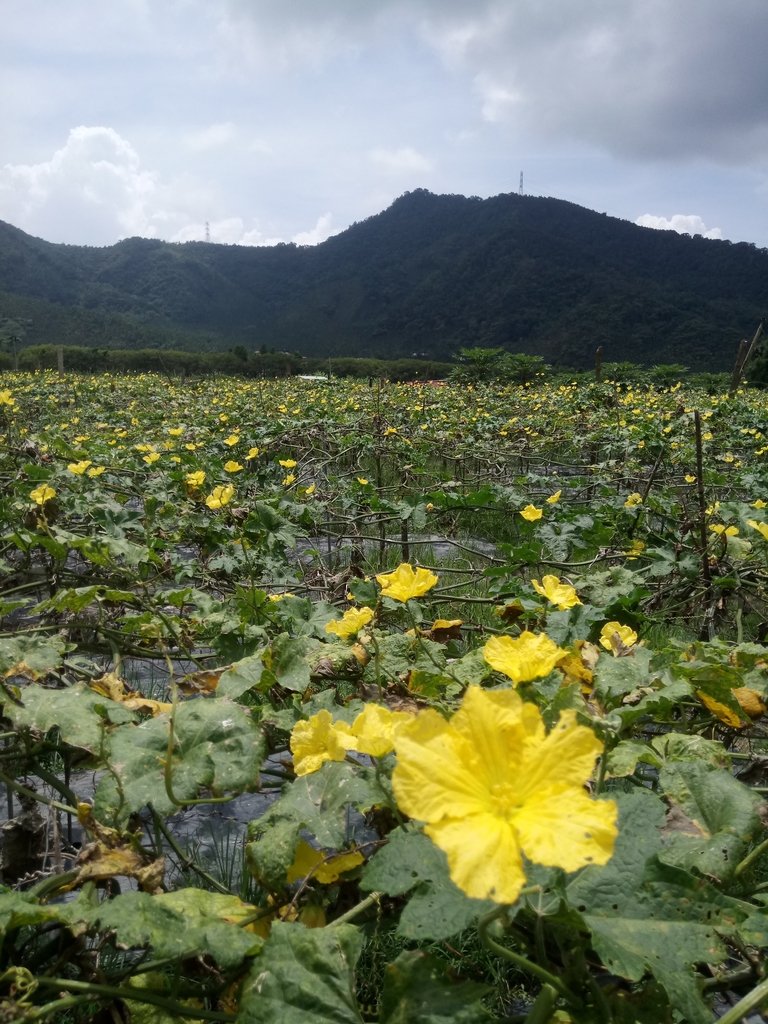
[2,0,768,248]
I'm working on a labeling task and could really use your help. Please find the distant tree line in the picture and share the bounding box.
[0,342,749,392]
[0,344,453,381]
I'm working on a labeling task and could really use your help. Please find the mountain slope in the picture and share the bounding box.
[1,190,766,369]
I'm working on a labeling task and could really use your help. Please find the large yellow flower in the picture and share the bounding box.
[325,606,374,639]
[483,632,567,684]
[290,710,353,776]
[30,484,56,506]
[519,504,543,522]
[599,621,638,654]
[290,704,412,775]
[205,484,234,510]
[392,685,617,903]
[531,575,581,611]
[376,563,438,602]
[747,519,768,541]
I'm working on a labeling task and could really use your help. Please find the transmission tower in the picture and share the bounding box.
[519,172,524,196]
[205,221,211,243]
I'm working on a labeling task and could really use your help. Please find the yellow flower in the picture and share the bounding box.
[67,460,92,475]
[709,524,739,537]
[185,470,206,488]
[684,474,696,484]
[392,686,617,903]
[624,493,642,508]
[278,458,297,469]
[224,460,244,473]
[546,490,562,504]
[752,499,767,509]
[286,840,364,884]
[348,704,413,757]
[325,606,374,639]
[531,575,581,611]
[290,710,354,776]
[483,632,567,684]
[143,452,161,465]
[519,504,543,522]
[30,484,56,505]
[205,484,234,510]
[282,473,297,486]
[747,519,768,541]
[167,426,183,436]
[383,426,398,436]
[376,563,438,602]
[356,477,369,485]
[0,389,16,407]
[246,446,260,460]
[304,483,316,496]
[599,622,638,654]
[223,433,240,446]
[87,466,106,478]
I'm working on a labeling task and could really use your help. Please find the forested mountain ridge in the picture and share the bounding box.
[1,189,767,369]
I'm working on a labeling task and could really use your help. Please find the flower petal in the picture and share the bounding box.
[513,788,618,872]
[426,814,526,903]
[392,709,490,823]
[517,710,604,799]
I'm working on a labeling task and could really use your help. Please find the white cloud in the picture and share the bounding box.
[635,213,722,240]
[292,213,336,245]
[0,126,158,243]
[184,122,237,152]
[172,212,337,248]
[369,146,433,174]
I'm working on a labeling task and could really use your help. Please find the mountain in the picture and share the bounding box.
[2,189,767,369]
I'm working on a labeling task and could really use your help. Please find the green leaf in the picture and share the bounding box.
[0,887,68,935]
[362,828,493,940]
[379,951,491,1023]
[262,633,319,692]
[594,646,654,704]
[238,920,364,1023]
[94,698,264,823]
[568,791,747,1024]
[246,818,302,890]
[0,634,72,677]
[73,889,258,968]
[263,761,382,848]
[7,682,134,752]
[658,762,764,881]
[218,650,268,698]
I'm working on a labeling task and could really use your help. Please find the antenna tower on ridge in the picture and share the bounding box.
[519,172,524,196]
[205,221,211,243]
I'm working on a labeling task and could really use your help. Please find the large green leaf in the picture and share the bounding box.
[379,951,491,1023]
[593,646,654,704]
[246,818,302,890]
[568,790,747,1024]
[0,634,72,677]
[263,761,383,847]
[658,762,764,882]
[238,921,364,1023]
[7,681,134,752]
[94,697,264,823]
[362,827,493,940]
[71,889,259,968]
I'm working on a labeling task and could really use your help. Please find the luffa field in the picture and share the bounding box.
[2,370,768,1023]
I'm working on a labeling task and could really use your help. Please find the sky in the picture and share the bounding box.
[2,0,768,250]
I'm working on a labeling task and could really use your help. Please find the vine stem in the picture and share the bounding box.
[734,834,768,878]
[332,890,382,926]
[715,976,768,1024]
[33,977,235,1022]
[477,906,576,1002]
